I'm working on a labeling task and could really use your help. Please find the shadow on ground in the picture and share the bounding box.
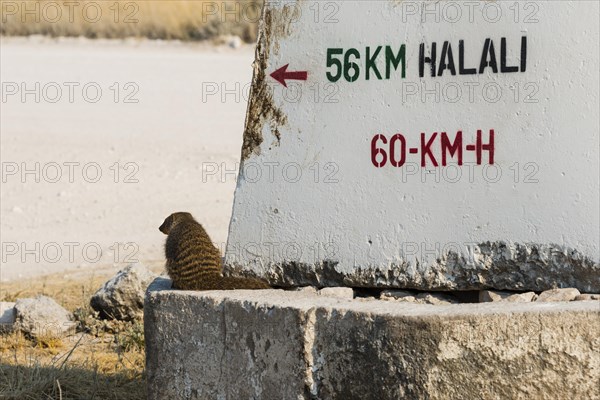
[0,362,146,400]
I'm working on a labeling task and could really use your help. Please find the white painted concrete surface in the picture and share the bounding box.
[225,1,599,290]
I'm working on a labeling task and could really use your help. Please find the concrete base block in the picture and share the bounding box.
[145,278,600,400]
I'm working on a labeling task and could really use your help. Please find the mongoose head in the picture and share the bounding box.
[159,212,194,235]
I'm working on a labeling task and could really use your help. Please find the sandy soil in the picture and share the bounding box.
[0,37,255,282]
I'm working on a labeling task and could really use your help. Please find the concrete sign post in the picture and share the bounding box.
[225,0,599,292]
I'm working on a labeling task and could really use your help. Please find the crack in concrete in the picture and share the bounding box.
[218,301,227,398]
[301,307,319,399]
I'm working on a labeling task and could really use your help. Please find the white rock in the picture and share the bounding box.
[504,292,537,302]
[479,290,511,302]
[536,288,581,302]
[574,294,600,301]
[480,290,536,303]
[0,302,16,333]
[381,290,458,304]
[382,291,457,305]
[292,286,317,294]
[14,296,74,338]
[215,34,243,49]
[226,35,242,49]
[90,263,158,321]
[415,293,458,305]
[318,287,353,299]
[381,290,416,300]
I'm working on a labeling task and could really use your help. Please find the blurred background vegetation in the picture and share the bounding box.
[0,0,264,42]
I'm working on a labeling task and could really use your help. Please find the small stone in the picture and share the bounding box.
[381,290,416,301]
[504,292,537,302]
[574,294,600,301]
[14,296,74,338]
[216,34,243,49]
[536,288,580,302]
[292,286,317,294]
[479,290,512,302]
[318,287,353,299]
[354,296,378,302]
[91,263,158,321]
[415,293,458,305]
[226,35,242,49]
[479,290,536,303]
[0,302,16,333]
[381,290,459,304]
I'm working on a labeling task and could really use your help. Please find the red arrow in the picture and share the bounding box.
[270,64,308,87]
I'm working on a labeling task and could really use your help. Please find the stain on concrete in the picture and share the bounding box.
[241,4,296,162]
[225,241,600,292]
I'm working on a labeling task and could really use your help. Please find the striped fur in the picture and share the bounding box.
[159,212,269,290]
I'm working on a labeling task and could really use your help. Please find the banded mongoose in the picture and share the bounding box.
[159,212,269,290]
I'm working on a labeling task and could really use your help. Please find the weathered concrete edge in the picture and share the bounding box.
[144,279,600,399]
[224,241,600,292]
[146,280,599,317]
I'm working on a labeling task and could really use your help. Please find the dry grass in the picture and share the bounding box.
[0,0,263,42]
[1,272,110,312]
[0,342,146,399]
[0,271,148,399]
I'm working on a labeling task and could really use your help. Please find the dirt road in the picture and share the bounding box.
[1,37,255,281]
